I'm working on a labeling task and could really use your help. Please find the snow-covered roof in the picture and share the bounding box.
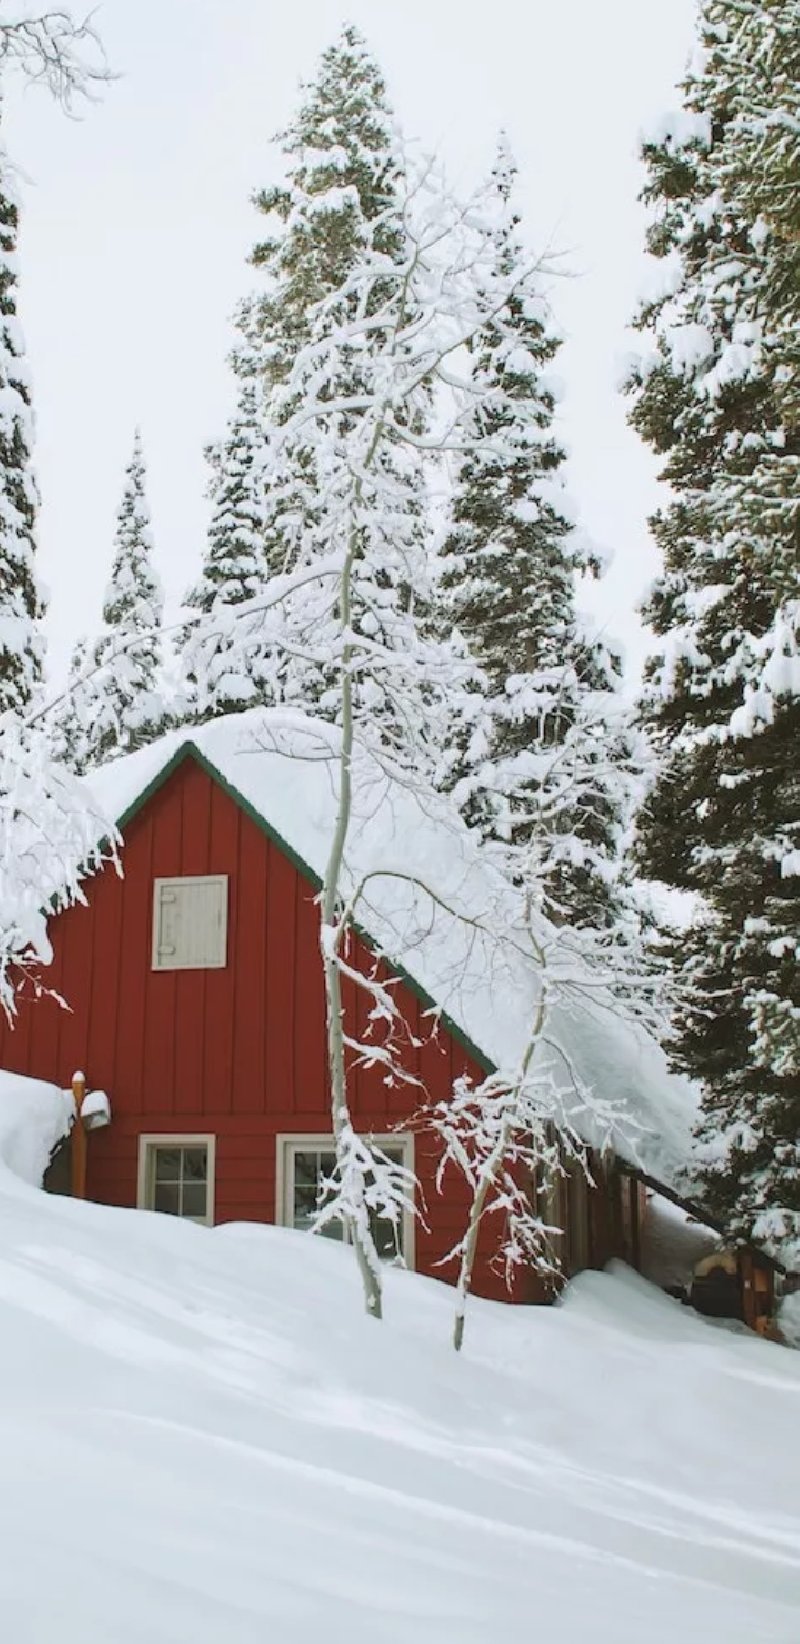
[84,709,697,1189]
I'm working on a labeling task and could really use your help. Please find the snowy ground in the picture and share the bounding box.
[1,1085,799,1642]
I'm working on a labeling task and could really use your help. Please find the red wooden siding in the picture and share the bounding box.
[0,753,528,1301]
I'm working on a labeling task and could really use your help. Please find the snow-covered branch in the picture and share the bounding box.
[0,714,117,1020]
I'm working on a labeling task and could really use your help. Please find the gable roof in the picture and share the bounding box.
[83,709,698,1191]
[115,735,490,1073]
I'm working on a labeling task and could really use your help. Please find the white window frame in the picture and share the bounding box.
[275,1132,415,1270]
[151,875,229,972]
[137,1133,217,1226]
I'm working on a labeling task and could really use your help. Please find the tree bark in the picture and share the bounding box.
[453,988,545,1351]
[320,503,383,1322]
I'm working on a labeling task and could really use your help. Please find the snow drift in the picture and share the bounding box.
[0,1072,798,1643]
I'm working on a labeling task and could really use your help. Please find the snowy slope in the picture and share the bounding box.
[83,708,697,1189]
[1,1077,799,1643]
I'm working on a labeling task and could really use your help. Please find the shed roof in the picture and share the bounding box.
[83,709,698,1190]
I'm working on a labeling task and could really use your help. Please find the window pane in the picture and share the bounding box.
[292,1148,340,1236]
[182,1148,207,1182]
[154,1148,181,1182]
[292,1184,318,1226]
[370,1210,402,1261]
[153,1182,180,1215]
[316,1152,338,1211]
[293,1151,319,1190]
[288,1141,408,1257]
[181,1183,207,1220]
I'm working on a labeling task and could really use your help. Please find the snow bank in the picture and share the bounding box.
[0,1163,797,1644]
[83,709,697,1189]
[0,1069,72,1187]
[780,1292,800,1350]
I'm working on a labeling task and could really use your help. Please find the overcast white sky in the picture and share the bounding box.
[6,0,698,684]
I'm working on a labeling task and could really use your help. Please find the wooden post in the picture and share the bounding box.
[71,1070,87,1200]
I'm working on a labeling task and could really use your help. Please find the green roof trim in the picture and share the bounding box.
[116,739,495,1076]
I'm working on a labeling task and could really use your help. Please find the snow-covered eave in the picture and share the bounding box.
[628,1164,788,1277]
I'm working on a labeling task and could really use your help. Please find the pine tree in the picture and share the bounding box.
[627,0,800,1265]
[242,21,408,591]
[187,26,424,731]
[438,145,634,929]
[56,431,167,771]
[183,379,272,719]
[245,23,404,405]
[0,142,43,714]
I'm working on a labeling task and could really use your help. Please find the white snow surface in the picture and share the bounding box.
[83,709,697,1189]
[0,1072,798,1644]
[0,1068,72,1186]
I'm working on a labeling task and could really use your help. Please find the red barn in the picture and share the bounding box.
[0,712,696,1303]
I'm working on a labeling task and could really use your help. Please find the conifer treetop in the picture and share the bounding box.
[104,428,162,634]
[53,429,168,772]
[244,24,403,384]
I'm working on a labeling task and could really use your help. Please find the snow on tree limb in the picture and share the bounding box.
[0,713,117,1020]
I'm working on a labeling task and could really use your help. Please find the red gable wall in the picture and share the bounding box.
[0,753,536,1302]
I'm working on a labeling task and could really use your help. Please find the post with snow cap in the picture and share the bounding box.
[70,1071,88,1200]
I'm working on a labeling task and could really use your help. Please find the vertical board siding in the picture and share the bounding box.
[294,878,327,1116]
[265,843,296,1116]
[115,813,152,1115]
[200,783,239,1120]
[173,773,210,1119]
[142,781,182,1118]
[231,812,268,1118]
[0,752,528,1303]
[54,899,92,1082]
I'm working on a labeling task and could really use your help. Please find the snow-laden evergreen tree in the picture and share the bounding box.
[0,715,114,1017]
[626,0,800,1266]
[244,22,405,419]
[183,379,272,719]
[438,143,637,931]
[55,432,167,771]
[0,12,119,1022]
[183,26,411,720]
[0,140,42,714]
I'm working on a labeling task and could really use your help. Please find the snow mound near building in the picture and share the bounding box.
[0,1072,798,1643]
[0,1068,71,1187]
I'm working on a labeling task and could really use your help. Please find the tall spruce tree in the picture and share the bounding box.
[0,142,43,714]
[245,23,404,411]
[237,21,407,589]
[438,145,635,929]
[56,431,166,771]
[186,25,425,733]
[627,0,800,1265]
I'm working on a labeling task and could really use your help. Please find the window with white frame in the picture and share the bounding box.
[137,1136,216,1225]
[152,875,228,971]
[277,1134,414,1265]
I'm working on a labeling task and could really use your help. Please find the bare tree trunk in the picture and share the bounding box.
[320,509,383,1322]
[452,1108,515,1351]
[453,990,545,1351]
